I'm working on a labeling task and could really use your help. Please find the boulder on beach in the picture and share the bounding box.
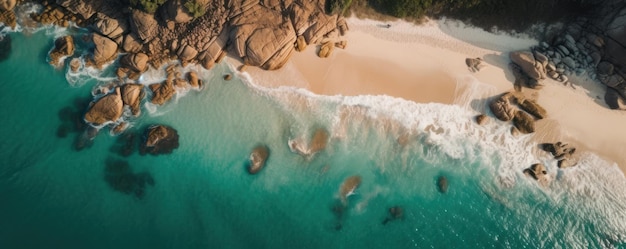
[465,57,483,72]
[140,125,179,155]
[318,42,334,58]
[475,114,488,125]
[516,97,547,119]
[489,92,516,121]
[510,51,545,80]
[84,87,124,125]
[248,145,270,174]
[49,35,75,66]
[512,110,535,134]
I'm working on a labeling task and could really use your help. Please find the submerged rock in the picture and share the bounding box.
[248,145,270,174]
[382,206,404,225]
[437,175,448,193]
[104,157,155,199]
[140,125,179,155]
[309,128,329,154]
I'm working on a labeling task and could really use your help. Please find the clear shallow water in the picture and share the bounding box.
[1,21,626,249]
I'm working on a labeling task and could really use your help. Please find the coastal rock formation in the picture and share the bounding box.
[84,87,124,125]
[248,145,270,174]
[512,110,535,134]
[118,53,149,79]
[49,35,74,66]
[129,9,159,43]
[149,65,179,105]
[92,33,118,67]
[120,83,144,116]
[140,125,180,155]
[523,163,549,186]
[489,92,516,121]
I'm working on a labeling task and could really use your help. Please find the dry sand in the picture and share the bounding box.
[242,17,626,172]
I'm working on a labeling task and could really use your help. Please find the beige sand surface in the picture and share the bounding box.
[242,17,626,171]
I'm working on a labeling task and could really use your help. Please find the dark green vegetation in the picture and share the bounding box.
[333,0,608,31]
[129,0,167,13]
[184,0,206,19]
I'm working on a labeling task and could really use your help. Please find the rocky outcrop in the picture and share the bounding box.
[523,163,549,186]
[92,33,118,67]
[162,0,194,23]
[149,66,179,105]
[92,13,127,39]
[49,35,74,65]
[489,92,516,121]
[0,0,15,11]
[129,9,159,43]
[248,145,269,174]
[140,125,180,155]
[512,110,535,134]
[84,87,124,125]
[120,83,144,116]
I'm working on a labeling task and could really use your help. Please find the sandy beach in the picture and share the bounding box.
[244,17,626,172]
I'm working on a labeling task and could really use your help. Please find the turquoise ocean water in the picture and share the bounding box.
[1,9,626,249]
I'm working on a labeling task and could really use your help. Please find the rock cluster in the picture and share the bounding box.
[488,92,546,135]
[541,142,577,169]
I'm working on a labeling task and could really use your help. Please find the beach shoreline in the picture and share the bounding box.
[244,17,626,173]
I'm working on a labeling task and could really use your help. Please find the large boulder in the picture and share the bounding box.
[92,33,118,67]
[248,145,270,174]
[149,80,176,105]
[512,110,535,134]
[510,51,545,80]
[93,13,128,39]
[84,87,124,125]
[489,92,516,121]
[0,0,16,11]
[118,53,149,79]
[516,97,547,119]
[49,35,75,66]
[187,71,202,88]
[129,9,159,42]
[120,83,144,116]
[140,125,179,155]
